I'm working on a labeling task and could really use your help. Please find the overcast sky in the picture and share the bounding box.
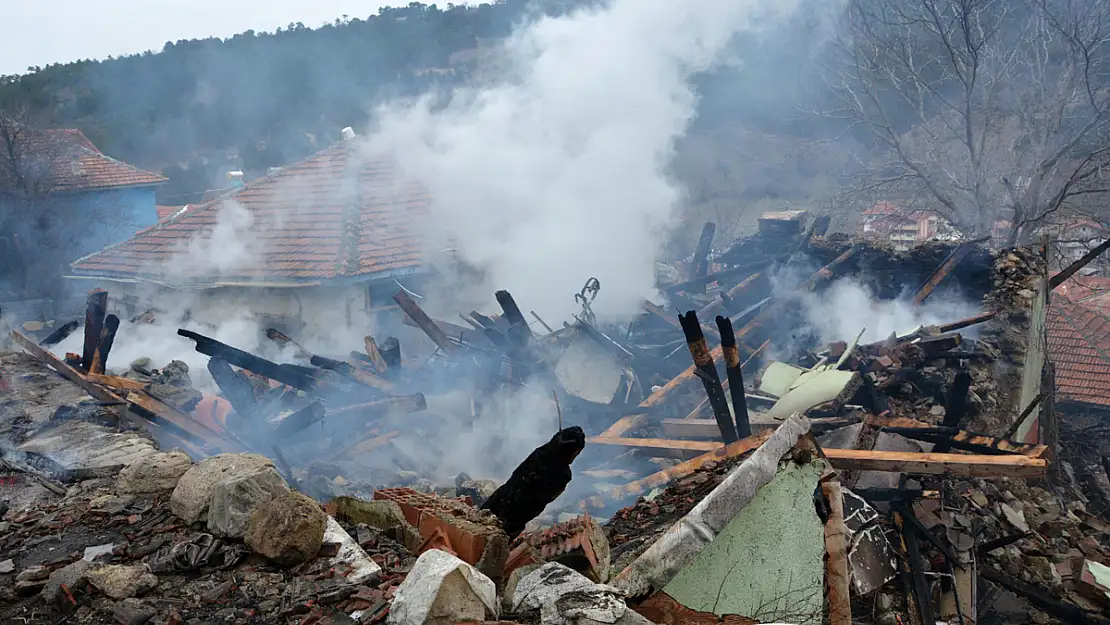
[0,0,434,76]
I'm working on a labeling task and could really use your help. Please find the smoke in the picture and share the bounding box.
[366,0,804,323]
[165,200,266,280]
[796,278,982,346]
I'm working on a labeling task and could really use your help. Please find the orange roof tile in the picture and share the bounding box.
[70,140,429,285]
[2,127,166,192]
[156,205,185,221]
[1047,297,1110,408]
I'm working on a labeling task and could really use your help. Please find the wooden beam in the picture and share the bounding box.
[125,391,246,453]
[822,478,852,625]
[81,289,108,372]
[588,433,1047,477]
[913,238,989,306]
[394,290,458,353]
[364,336,388,373]
[581,430,774,508]
[86,373,148,391]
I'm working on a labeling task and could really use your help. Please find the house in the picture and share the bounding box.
[1,128,167,251]
[1048,219,1110,275]
[68,135,431,344]
[859,202,953,250]
[1047,292,1110,412]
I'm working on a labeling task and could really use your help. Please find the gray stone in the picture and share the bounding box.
[42,560,94,607]
[207,466,289,538]
[116,452,193,494]
[170,453,273,524]
[512,563,648,625]
[0,559,13,574]
[17,566,50,583]
[87,564,158,599]
[18,420,158,472]
[83,544,117,562]
[245,490,327,567]
[1001,502,1030,533]
[112,598,156,625]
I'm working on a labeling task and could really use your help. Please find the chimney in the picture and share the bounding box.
[341,127,356,140]
[227,170,244,188]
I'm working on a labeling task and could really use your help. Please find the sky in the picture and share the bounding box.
[0,0,454,75]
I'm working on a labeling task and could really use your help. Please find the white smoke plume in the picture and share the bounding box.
[165,200,265,279]
[366,0,804,323]
[798,279,982,346]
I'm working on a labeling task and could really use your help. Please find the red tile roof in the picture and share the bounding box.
[70,140,429,285]
[156,205,185,221]
[1047,296,1110,408]
[2,127,167,192]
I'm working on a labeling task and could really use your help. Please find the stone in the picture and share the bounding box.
[0,559,13,574]
[245,490,327,567]
[388,549,498,625]
[113,598,156,625]
[331,496,422,551]
[207,465,289,538]
[456,479,499,507]
[512,563,649,625]
[116,451,193,494]
[87,564,159,599]
[322,516,381,585]
[83,544,117,562]
[42,560,94,607]
[18,421,158,474]
[17,566,50,583]
[502,564,541,613]
[1000,502,1030,532]
[970,490,989,508]
[170,453,273,524]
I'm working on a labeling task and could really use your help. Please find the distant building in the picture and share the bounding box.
[1036,218,1110,275]
[859,202,955,250]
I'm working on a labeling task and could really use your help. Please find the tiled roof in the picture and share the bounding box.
[1046,296,1110,408]
[70,140,429,285]
[2,127,167,192]
[156,205,185,221]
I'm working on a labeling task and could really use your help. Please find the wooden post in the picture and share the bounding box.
[364,336,388,373]
[822,479,852,625]
[715,315,751,439]
[81,289,108,372]
[679,310,737,443]
[690,222,716,290]
[89,314,119,375]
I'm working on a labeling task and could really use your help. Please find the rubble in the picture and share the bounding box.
[4,229,1110,624]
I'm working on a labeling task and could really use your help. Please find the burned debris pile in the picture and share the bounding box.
[0,220,1108,624]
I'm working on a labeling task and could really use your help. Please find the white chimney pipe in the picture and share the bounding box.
[341,127,356,140]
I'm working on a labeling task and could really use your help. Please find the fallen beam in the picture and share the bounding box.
[938,311,997,333]
[125,391,247,453]
[822,478,852,625]
[310,354,393,392]
[1050,237,1110,289]
[582,430,774,507]
[662,416,858,439]
[331,430,401,460]
[913,237,989,306]
[86,373,148,392]
[327,393,428,417]
[40,320,79,347]
[690,221,716,288]
[364,336,388,374]
[178,329,316,390]
[882,426,1049,458]
[394,290,458,353]
[809,244,862,291]
[588,435,1047,477]
[663,260,771,295]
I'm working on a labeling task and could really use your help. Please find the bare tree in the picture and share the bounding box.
[825,0,1110,244]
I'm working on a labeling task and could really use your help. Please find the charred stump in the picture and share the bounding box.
[81,289,108,372]
[679,310,737,443]
[716,315,751,439]
[481,426,586,539]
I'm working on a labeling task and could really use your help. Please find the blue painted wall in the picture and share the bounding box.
[76,185,159,253]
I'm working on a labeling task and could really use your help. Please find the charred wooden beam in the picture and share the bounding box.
[469,311,497,329]
[40,320,79,347]
[1050,237,1110,289]
[179,329,315,390]
[326,393,427,417]
[89,314,119,375]
[481,426,586,539]
[81,289,108,371]
[86,373,147,391]
[715,315,750,439]
[981,568,1110,625]
[893,505,934,625]
[915,332,962,356]
[1002,392,1045,441]
[364,336,388,374]
[394,290,458,353]
[808,243,863,291]
[380,337,402,370]
[495,290,532,346]
[697,272,765,320]
[662,260,771,295]
[690,221,716,290]
[938,311,997,333]
[272,402,327,439]
[883,426,1048,457]
[913,237,989,306]
[309,354,393,392]
[208,358,262,422]
[679,310,736,443]
[264,328,313,362]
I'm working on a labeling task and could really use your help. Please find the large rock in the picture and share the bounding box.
[207,466,290,538]
[117,451,193,494]
[87,564,158,599]
[388,549,498,625]
[170,453,273,524]
[245,490,327,567]
[41,561,94,607]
